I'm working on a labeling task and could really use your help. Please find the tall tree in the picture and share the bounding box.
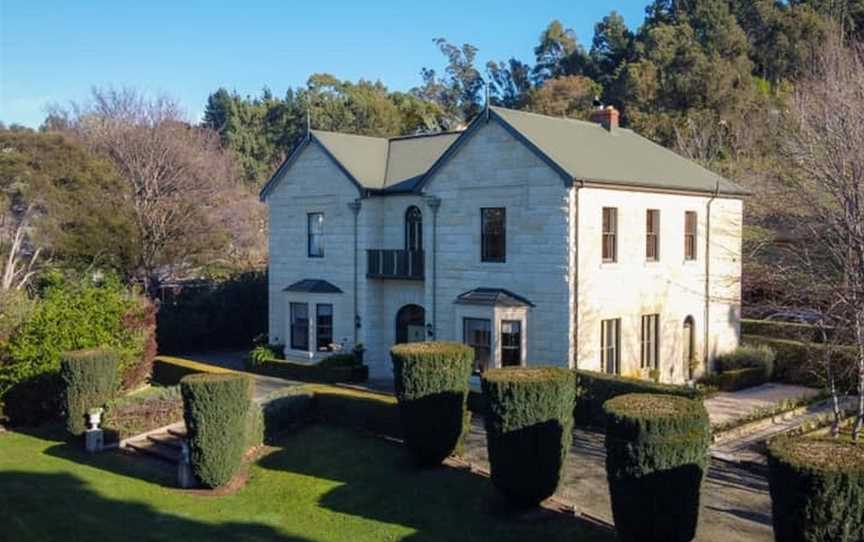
[415,38,484,125]
[523,76,602,119]
[531,20,588,83]
[589,11,636,96]
[485,58,533,108]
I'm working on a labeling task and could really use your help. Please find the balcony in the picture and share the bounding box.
[366,249,424,280]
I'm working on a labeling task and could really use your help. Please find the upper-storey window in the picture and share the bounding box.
[646,209,660,261]
[481,208,506,262]
[602,207,618,263]
[601,318,621,374]
[308,212,324,258]
[684,211,697,261]
[405,206,423,251]
[641,314,659,370]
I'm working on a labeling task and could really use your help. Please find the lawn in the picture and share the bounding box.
[0,424,612,542]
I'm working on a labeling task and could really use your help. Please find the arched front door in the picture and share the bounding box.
[683,316,695,379]
[396,304,425,344]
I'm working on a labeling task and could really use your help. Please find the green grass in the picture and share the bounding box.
[0,424,611,542]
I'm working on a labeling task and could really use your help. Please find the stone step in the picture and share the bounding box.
[147,433,184,450]
[167,427,187,439]
[125,439,182,463]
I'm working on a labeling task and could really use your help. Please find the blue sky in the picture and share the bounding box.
[0,1,647,127]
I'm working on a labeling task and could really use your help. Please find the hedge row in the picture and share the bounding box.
[741,319,831,342]
[60,349,120,436]
[180,373,253,488]
[252,358,369,384]
[604,393,711,542]
[151,356,236,386]
[574,370,702,428]
[767,437,864,542]
[700,367,767,392]
[310,384,401,439]
[483,367,574,506]
[391,342,473,465]
[743,335,858,389]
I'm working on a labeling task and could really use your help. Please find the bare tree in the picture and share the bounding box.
[0,203,40,291]
[780,38,864,439]
[56,87,252,294]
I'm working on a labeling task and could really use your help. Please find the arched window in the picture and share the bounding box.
[405,206,423,252]
[683,316,696,379]
[395,304,425,344]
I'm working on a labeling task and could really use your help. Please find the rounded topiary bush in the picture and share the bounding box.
[482,366,575,506]
[60,349,120,436]
[604,393,711,542]
[767,437,864,542]
[180,373,252,488]
[390,341,473,465]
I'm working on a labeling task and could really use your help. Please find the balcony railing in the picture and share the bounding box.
[366,249,424,280]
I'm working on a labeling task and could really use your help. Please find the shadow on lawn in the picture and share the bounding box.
[258,425,615,542]
[0,471,309,541]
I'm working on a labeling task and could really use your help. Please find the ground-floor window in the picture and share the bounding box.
[290,302,309,351]
[500,320,521,366]
[640,314,659,370]
[316,304,333,352]
[463,317,491,374]
[601,318,621,374]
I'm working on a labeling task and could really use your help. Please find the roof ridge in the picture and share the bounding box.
[387,130,464,141]
[311,129,388,142]
[490,105,606,130]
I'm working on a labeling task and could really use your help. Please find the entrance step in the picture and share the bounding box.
[125,439,182,463]
[120,421,186,465]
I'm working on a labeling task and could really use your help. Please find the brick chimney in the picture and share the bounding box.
[590,105,619,132]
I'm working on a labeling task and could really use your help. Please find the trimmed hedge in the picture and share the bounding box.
[180,373,253,488]
[700,367,767,392]
[259,387,315,443]
[311,384,401,439]
[767,437,864,542]
[251,358,369,384]
[60,349,120,436]
[744,335,858,389]
[482,366,575,506]
[391,342,473,465]
[151,356,235,386]
[741,319,831,343]
[714,344,775,379]
[604,393,711,542]
[574,370,702,428]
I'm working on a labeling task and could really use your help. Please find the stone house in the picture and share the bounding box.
[259,105,746,384]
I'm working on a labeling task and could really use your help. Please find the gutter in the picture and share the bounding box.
[424,196,442,339]
[704,181,720,373]
[348,199,362,345]
[572,180,583,368]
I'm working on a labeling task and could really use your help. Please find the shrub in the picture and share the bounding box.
[0,273,154,423]
[311,384,401,439]
[741,319,834,343]
[744,335,858,389]
[259,387,314,442]
[150,356,235,386]
[390,341,473,465]
[714,344,775,379]
[1,372,62,427]
[482,366,575,506]
[574,370,702,428]
[60,349,120,436]
[252,358,369,383]
[604,393,711,542]
[246,344,281,369]
[180,373,253,488]
[244,402,265,450]
[699,367,766,392]
[317,353,360,368]
[157,271,267,354]
[102,385,183,441]
[767,437,864,542]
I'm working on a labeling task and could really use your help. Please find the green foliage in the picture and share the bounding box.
[252,358,369,383]
[700,367,767,392]
[574,369,703,428]
[317,353,360,368]
[742,319,836,342]
[767,437,864,542]
[311,384,401,439]
[259,387,314,442]
[60,349,120,436]
[714,344,776,379]
[744,335,858,390]
[604,393,711,542]
[102,385,183,441]
[156,271,267,354]
[247,344,281,369]
[0,289,35,344]
[0,273,153,424]
[390,342,473,465]
[180,373,253,488]
[481,366,575,506]
[244,402,264,450]
[150,356,236,386]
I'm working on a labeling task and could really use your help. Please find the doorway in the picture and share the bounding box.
[396,304,425,344]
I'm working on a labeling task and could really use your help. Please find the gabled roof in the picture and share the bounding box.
[260,106,747,201]
[455,288,534,308]
[283,279,343,294]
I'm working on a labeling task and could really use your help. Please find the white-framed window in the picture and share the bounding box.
[307,212,324,258]
[464,317,492,374]
[501,320,522,367]
[646,209,660,261]
[290,302,309,351]
[685,211,697,261]
[316,304,333,352]
[641,314,659,370]
[602,207,618,263]
[601,318,621,374]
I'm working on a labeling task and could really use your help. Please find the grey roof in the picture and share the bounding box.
[261,106,747,200]
[283,279,343,294]
[455,288,534,307]
[310,130,460,192]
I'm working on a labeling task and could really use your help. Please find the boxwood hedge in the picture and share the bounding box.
[390,342,473,465]
[767,437,864,542]
[60,349,120,436]
[604,393,711,542]
[180,373,253,488]
[482,366,575,506]
[575,370,702,428]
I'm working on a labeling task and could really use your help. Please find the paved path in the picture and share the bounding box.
[704,383,820,426]
[461,418,773,542]
[178,350,299,401]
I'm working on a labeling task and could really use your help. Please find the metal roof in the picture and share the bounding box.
[261,106,747,200]
[454,288,535,307]
[283,279,343,294]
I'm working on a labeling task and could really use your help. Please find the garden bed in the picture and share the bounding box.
[102,385,184,442]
